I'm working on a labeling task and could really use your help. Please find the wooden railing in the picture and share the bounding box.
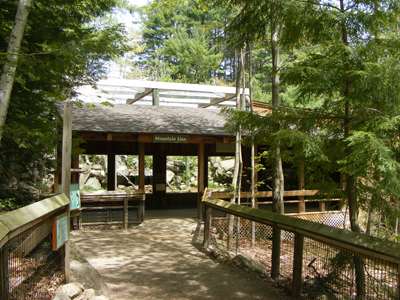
[211,189,339,212]
[203,197,400,299]
[80,190,145,229]
[0,194,70,300]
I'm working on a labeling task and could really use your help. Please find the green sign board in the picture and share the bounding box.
[52,213,68,250]
[153,135,188,143]
[59,184,80,210]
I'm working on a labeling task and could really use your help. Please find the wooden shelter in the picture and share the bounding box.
[61,80,340,220]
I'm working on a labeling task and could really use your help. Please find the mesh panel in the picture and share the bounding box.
[207,211,399,299]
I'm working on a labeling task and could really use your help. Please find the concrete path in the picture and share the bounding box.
[70,212,290,300]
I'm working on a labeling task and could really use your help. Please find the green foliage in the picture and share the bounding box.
[0,0,129,205]
[0,198,20,214]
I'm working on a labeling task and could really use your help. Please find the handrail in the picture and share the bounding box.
[204,197,400,264]
[0,193,70,248]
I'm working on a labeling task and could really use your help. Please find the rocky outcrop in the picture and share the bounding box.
[79,155,235,192]
[53,242,110,300]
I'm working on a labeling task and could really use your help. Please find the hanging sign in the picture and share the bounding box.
[52,213,69,250]
[59,184,81,210]
[153,135,188,143]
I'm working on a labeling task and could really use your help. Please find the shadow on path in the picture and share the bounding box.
[70,216,290,300]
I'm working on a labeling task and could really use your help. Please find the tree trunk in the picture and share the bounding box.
[249,45,256,247]
[228,57,243,250]
[270,6,284,280]
[0,0,32,145]
[366,208,376,236]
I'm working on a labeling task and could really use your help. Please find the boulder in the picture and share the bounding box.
[220,159,235,171]
[166,170,175,183]
[230,254,267,277]
[57,282,84,299]
[84,178,101,190]
[69,242,110,298]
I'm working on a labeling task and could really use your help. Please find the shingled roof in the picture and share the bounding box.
[70,103,230,136]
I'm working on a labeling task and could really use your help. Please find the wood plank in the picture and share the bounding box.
[62,101,72,205]
[0,247,9,297]
[198,143,205,220]
[124,199,128,230]
[211,190,320,199]
[292,233,304,298]
[95,79,250,96]
[138,133,153,143]
[139,142,145,191]
[107,154,116,191]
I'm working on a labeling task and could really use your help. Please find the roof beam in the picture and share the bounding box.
[127,88,153,104]
[198,93,236,108]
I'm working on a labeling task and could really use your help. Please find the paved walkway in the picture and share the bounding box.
[70,211,290,300]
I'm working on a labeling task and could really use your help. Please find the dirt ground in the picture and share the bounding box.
[70,211,292,300]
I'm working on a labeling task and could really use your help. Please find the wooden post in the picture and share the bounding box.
[292,232,304,298]
[124,198,128,230]
[107,154,116,191]
[0,247,8,300]
[298,163,305,213]
[138,194,145,223]
[204,205,212,248]
[198,143,205,220]
[152,89,159,106]
[139,143,145,192]
[61,101,72,284]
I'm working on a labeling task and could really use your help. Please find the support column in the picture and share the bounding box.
[139,143,145,192]
[0,247,8,299]
[298,163,305,213]
[292,233,304,298]
[61,101,72,283]
[107,154,116,191]
[152,89,159,106]
[198,143,205,220]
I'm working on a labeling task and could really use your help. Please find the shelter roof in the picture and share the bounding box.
[70,103,230,136]
[74,79,249,108]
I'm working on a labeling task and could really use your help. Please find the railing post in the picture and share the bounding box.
[397,263,400,300]
[124,198,128,230]
[292,232,304,298]
[204,205,212,248]
[0,246,8,300]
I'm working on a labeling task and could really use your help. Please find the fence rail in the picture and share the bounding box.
[0,194,70,300]
[203,197,400,299]
[80,190,145,229]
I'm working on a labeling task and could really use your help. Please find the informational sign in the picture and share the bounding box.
[59,184,81,210]
[52,213,68,250]
[153,135,188,143]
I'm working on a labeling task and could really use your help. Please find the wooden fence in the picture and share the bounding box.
[204,197,400,299]
[0,194,70,300]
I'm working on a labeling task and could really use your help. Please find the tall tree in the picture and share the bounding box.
[0,0,32,145]
[0,0,128,204]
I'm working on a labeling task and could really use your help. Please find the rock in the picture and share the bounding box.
[220,159,235,171]
[84,177,101,190]
[58,282,84,299]
[75,289,95,300]
[92,296,109,300]
[7,177,18,188]
[70,242,110,298]
[53,291,71,300]
[92,164,103,170]
[166,170,175,183]
[230,254,267,277]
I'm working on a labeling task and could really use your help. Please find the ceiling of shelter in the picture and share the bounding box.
[74,79,249,109]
